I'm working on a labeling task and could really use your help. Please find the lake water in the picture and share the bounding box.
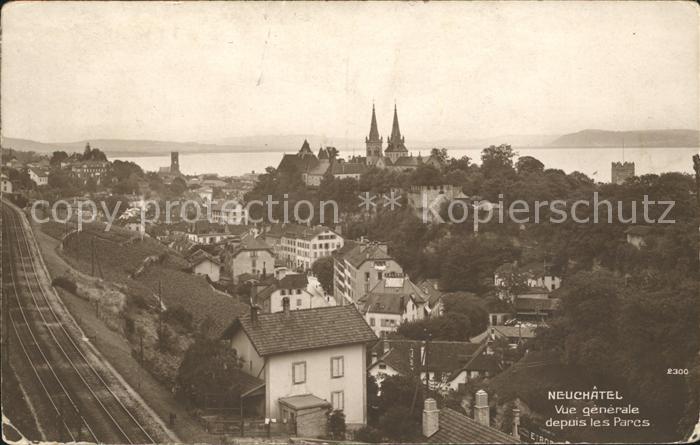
[117,146,698,183]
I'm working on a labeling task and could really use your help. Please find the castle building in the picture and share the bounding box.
[611,161,635,185]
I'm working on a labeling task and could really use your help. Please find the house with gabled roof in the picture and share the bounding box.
[367,338,498,393]
[188,249,222,282]
[28,166,49,186]
[221,305,377,437]
[224,234,275,283]
[416,278,447,318]
[357,272,427,337]
[263,223,343,271]
[422,392,521,444]
[251,273,323,314]
[333,240,404,305]
[494,261,562,297]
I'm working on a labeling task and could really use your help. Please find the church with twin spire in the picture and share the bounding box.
[278,104,442,187]
[365,104,434,171]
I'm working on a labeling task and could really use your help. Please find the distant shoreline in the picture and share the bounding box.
[111,145,699,158]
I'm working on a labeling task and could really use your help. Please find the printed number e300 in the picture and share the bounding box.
[667,368,688,375]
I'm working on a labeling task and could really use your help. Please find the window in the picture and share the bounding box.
[377,272,383,281]
[369,317,375,326]
[281,289,286,296]
[331,391,344,411]
[296,289,302,294]
[331,356,344,378]
[365,272,370,281]
[292,362,306,384]
[296,298,302,307]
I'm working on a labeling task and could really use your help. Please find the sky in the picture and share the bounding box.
[2,1,698,144]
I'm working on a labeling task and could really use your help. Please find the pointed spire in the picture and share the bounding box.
[299,139,312,156]
[367,104,381,142]
[386,103,407,152]
[390,104,401,141]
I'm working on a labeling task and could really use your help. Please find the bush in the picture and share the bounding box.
[162,306,194,330]
[156,325,172,352]
[124,317,135,337]
[354,425,383,443]
[129,293,151,310]
[52,276,77,294]
[327,409,346,440]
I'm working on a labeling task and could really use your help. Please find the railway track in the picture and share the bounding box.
[2,202,156,444]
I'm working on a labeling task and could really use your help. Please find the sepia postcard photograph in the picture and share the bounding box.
[1,1,699,444]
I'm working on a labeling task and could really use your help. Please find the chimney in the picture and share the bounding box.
[371,351,378,364]
[399,296,405,311]
[422,398,439,438]
[382,339,390,354]
[474,390,490,427]
[512,407,520,438]
[282,297,290,316]
[250,305,259,324]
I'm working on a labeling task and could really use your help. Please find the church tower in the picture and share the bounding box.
[365,104,383,165]
[171,151,180,174]
[385,104,408,164]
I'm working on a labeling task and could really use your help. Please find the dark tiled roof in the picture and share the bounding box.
[278,273,308,290]
[372,339,483,375]
[231,235,273,256]
[277,153,319,174]
[279,394,330,410]
[333,239,358,258]
[518,286,550,296]
[265,223,336,241]
[391,156,421,166]
[235,369,265,395]
[416,279,444,306]
[515,297,559,312]
[330,162,367,176]
[427,407,520,444]
[463,353,501,373]
[359,275,428,314]
[340,242,393,268]
[222,305,377,356]
[188,249,221,266]
[491,325,537,340]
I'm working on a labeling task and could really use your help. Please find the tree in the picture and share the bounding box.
[170,176,187,196]
[516,155,544,174]
[430,148,449,164]
[481,144,516,177]
[311,256,334,295]
[327,410,346,440]
[409,164,445,186]
[175,335,245,407]
[50,150,69,166]
[396,312,482,341]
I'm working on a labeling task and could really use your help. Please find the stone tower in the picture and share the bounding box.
[171,151,180,174]
[611,161,635,185]
[385,104,408,164]
[365,104,383,165]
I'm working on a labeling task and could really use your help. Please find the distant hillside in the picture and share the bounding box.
[549,129,699,148]
[0,137,261,157]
